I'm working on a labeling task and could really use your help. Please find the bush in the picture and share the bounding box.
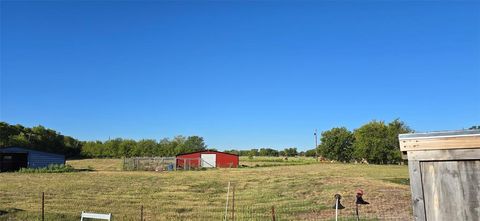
[18,164,76,173]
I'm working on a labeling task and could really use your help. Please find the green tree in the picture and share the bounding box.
[353,119,412,164]
[317,127,354,162]
[354,121,389,164]
[135,139,157,156]
[259,148,279,156]
[249,149,259,157]
[304,149,317,157]
[183,136,207,152]
[387,119,413,162]
[119,140,137,157]
[283,147,298,157]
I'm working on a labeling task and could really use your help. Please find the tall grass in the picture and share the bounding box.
[18,164,76,173]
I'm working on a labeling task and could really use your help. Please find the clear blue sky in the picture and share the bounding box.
[1,1,479,151]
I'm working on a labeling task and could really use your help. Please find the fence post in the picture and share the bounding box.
[224,181,231,221]
[231,185,235,221]
[41,192,44,221]
[271,206,275,221]
[140,205,143,221]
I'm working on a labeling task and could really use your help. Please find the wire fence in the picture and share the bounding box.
[123,157,176,171]
[0,188,412,221]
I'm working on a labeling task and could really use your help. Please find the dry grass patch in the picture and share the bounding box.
[1,159,410,220]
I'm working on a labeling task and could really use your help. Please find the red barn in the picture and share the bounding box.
[176,150,239,169]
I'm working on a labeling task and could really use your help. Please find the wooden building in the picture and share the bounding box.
[399,130,480,221]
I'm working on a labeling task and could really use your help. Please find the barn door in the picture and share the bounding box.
[0,153,28,172]
[201,154,216,168]
[421,160,480,221]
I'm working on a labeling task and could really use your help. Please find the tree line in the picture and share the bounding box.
[0,122,206,158]
[2,121,477,164]
[316,119,412,164]
[226,119,413,164]
[225,147,300,157]
[81,136,207,158]
[0,122,82,157]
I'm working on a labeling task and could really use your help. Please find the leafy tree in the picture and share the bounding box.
[135,139,157,156]
[353,119,412,164]
[317,127,354,162]
[224,149,240,155]
[183,136,207,152]
[259,148,279,156]
[119,140,137,157]
[0,122,83,157]
[304,149,317,157]
[283,147,298,157]
[386,119,413,162]
[470,125,480,130]
[353,121,389,164]
[249,149,259,157]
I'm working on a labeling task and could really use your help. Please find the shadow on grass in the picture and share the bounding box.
[0,208,24,216]
[382,178,410,185]
[0,208,78,221]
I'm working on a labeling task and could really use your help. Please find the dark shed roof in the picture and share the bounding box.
[0,147,64,157]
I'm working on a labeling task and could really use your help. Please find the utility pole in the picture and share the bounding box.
[314,129,319,161]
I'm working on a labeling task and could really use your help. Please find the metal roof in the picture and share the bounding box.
[0,147,65,157]
[399,129,480,140]
[176,150,239,157]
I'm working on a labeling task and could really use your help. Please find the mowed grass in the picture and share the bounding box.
[239,156,318,167]
[67,158,123,171]
[0,158,412,221]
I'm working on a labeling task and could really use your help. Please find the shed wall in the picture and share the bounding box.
[421,160,480,221]
[0,147,65,168]
[176,152,201,168]
[27,150,66,168]
[176,151,239,168]
[400,130,480,221]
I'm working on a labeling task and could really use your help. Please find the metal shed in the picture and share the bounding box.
[399,130,480,221]
[0,147,65,171]
[176,150,239,169]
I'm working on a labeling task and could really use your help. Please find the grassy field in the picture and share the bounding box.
[238,156,319,167]
[0,158,412,221]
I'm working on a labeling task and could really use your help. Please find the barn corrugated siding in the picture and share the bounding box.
[176,151,239,168]
[0,147,65,168]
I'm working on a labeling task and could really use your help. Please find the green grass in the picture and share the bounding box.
[67,158,123,171]
[239,156,318,167]
[0,158,412,220]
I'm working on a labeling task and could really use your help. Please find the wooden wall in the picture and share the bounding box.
[421,160,480,221]
[400,130,480,221]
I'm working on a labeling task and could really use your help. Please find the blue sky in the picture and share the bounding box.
[1,1,479,150]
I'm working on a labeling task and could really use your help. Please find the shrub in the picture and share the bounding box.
[18,164,76,173]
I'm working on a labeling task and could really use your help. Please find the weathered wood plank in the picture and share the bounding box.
[400,135,480,151]
[421,161,480,221]
[407,149,480,161]
[408,160,427,221]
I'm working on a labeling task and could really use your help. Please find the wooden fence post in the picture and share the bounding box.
[140,205,143,221]
[41,192,44,221]
[224,181,231,221]
[271,206,275,221]
[231,185,235,221]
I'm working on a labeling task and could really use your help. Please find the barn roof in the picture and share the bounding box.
[0,147,65,158]
[176,150,239,157]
